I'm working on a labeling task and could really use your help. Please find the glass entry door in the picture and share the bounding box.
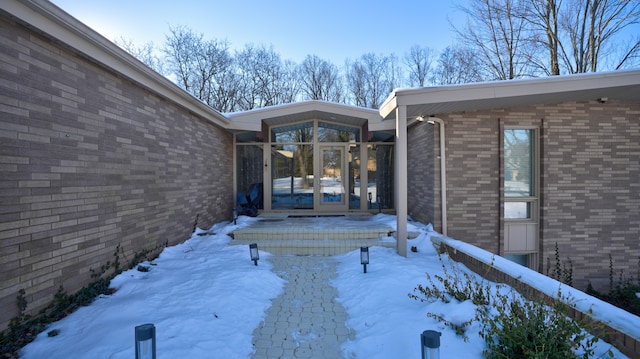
[317,145,348,211]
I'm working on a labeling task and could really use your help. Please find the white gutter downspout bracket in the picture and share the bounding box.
[428,117,448,236]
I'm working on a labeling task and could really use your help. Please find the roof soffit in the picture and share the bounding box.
[226,101,385,131]
[381,70,640,120]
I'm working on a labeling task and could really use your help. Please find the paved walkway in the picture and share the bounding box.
[251,255,353,359]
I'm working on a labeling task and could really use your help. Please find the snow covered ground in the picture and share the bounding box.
[19,215,633,358]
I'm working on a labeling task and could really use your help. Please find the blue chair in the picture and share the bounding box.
[236,183,262,217]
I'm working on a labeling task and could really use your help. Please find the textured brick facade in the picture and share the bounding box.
[0,15,233,330]
[407,121,435,227]
[408,102,640,291]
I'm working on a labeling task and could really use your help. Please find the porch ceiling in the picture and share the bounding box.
[226,100,387,131]
[262,110,366,127]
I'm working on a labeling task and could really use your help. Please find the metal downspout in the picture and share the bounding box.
[429,118,448,236]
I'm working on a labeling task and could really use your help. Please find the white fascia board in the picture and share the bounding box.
[379,91,399,120]
[227,100,382,127]
[368,119,396,131]
[228,100,378,119]
[381,69,640,120]
[4,0,230,127]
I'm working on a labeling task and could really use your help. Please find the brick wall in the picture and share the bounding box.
[439,113,503,253]
[540,101,640,290]
[411,102,639,292]
[407,121,435,227]
[0,15,233,330]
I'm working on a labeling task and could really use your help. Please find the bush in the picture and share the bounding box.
[0,243,164,358]
[586,255,640,317]
[410,252,608,358]
[478,290,599,359]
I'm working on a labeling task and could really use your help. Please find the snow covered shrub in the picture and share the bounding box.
[409,252,494,306]
[410,253,610,358]
[409,253,496,340]
[478,290,602,359]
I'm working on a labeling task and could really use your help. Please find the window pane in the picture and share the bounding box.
[504,129,533,197]
[349,145,360,209]
[271,122,313,143]
[504,202,531,219]
[367,144,394,210]
[271,144,314,210]
[237,145,264,209]
[318,122,359,142]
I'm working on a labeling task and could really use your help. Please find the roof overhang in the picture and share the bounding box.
[2,0,230,128]
[380,70,640,121]
[226,100,392,132]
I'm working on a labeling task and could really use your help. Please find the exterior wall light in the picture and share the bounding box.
[421,330,441,359]
[135,323,156,359]
[249,243,259,266]
[360,246,369,273]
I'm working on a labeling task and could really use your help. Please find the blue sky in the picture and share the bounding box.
[50,0,466,65]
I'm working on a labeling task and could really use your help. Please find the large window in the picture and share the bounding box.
[504,129,535,219]
[503,128,539,268]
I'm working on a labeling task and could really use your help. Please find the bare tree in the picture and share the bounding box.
[432,46,485,84]
[455,0,541,80]
[299,55,343,102]
[280,60,302,104]
[115,38,165,74]
[404,45,436,87]
[528,0,640,74]
[345,53,399,109]
[162,26,237,111]
[615,36,640,69]
[235,44,299,110]
[529,0,563,75]
[559,0,640,73]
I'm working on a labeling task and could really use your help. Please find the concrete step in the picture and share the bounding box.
[230,238,396,255]
[231,225,392,241]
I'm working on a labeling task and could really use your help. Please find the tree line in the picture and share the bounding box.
[118,0,639,112]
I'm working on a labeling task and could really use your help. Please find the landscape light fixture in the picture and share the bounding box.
[249,243,259,266]
[368,192,372,209]
[135,323,156,359]
[420,330,441,359]
[232,207,238,225]
[360,246,369,273]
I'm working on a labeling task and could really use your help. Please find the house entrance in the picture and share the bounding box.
[268,121,357,212]
[235,117,396,213]
[317,145,348,211]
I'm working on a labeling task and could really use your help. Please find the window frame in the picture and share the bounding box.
[503,127,539,223]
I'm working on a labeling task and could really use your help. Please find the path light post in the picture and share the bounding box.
[249,243,259,266]
[232,207,238,225]
[360,246,369,273]
[420,330,441,359]
[135,323,156,359]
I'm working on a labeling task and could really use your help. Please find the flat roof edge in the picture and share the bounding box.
[380,70,640,119]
